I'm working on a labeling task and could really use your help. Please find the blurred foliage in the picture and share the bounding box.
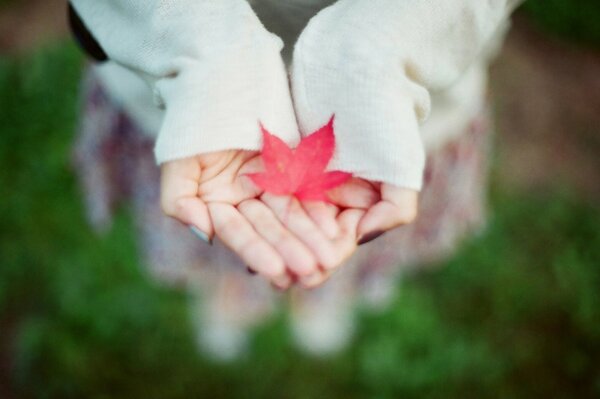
[522,0,600,47]
[1,44,600,399]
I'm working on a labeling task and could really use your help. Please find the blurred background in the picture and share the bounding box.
[0,0,599,398]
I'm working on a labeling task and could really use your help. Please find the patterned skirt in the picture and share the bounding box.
[73,70,491,358]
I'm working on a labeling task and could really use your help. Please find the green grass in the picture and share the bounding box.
[1,44,599,399]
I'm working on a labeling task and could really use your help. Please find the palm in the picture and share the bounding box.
[161,150,363,290]
[196,150,262,204]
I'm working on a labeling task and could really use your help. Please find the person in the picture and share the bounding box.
[69,0,522,360]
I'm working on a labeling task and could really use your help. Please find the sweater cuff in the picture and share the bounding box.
[154,40,299,164]
[291,61,427,191]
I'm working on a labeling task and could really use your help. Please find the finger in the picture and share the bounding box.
[169,197,213,240]
[302,201,340,239]
[331,208,365,264]
[247,265,295,291]
[298,269,331,290]
[327,178,380,209]
[298,210,364,288]
[262,194,343,270]
[271,271,295,291]
[357,185,419,241]
[208,202,286,279]
[236,156,267,199]
[338,208,365,243]
[161,160,213,237]
[238,199,318,277]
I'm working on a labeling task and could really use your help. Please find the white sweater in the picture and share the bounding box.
[71,0,521,190]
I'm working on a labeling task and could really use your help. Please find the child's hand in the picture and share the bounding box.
[329,178,419,245]
[253,194,363,289]
[160,151,364,290]
[160,150,289,289]
[280,179,418,289]
[328,178,419,245]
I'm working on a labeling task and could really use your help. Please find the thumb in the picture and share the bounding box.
[160,158,214,242]
[357,184,418,242]
[169,197,214,244]
[327,178,380,209]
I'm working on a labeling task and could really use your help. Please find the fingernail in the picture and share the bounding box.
[271,275,292,292]
[357,230,385,246]
[246,266,258,275]
[273,286,286,292]
[301,272,323,288]
[189,226,212,245]
[271,282,288,292]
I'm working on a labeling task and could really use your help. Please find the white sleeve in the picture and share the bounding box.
[70,0,300,164]
[291,0,522,190]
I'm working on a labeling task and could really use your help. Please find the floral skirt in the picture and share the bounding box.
[73,70,491,357]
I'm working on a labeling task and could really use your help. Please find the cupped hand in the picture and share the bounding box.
[279,178,419,289]
[160,151,364,290]
[327,178,419,245]
[252,194,363,289]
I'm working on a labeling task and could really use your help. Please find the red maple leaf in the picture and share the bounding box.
[248,116,352,202]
